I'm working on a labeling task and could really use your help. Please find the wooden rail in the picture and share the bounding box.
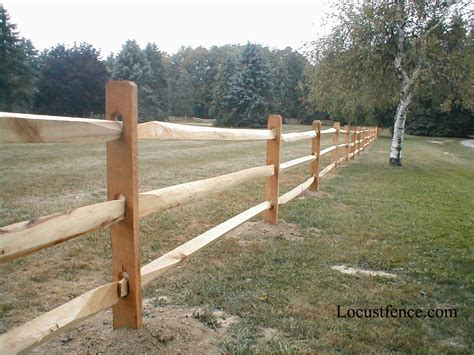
[138,120,274,140]
[0,82,379,353]
[0,112,122,143]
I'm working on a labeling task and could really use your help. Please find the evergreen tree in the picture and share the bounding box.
[269,47,308,119]
[165,46,194,117]
[34,43,109,116]
[0,5,37,112]
[216,43,270,127]
[141,43,168,120]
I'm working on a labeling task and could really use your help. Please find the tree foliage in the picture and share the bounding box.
[0,5,37,112]
[306,1,473,137]
[34,43,109,117]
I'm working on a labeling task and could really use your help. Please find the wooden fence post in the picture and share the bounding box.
[351,127,357,160]
[263,115,282,225]
[344,124,350,164]
[106,81,142,329]
[332,121,340,168]
[309,120,321,192]
[357,127,362,156]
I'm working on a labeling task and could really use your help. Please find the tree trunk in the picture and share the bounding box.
[389,88,412,166]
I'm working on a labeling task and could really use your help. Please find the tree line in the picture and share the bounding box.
[1,3,472,143]
[0,5,309,127]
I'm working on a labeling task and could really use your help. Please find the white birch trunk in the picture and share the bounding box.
[389,87,412,165]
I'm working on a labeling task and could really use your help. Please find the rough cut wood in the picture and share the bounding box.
[139,165,274,218]
[320,127,336,134]
[281,130,316,143]
[141,201,271,286]
[319,145,337,157]
[344,125,350,164]
[319,161,336,178]
[278,176,315,205]
[310,120,321,192]
[106,81,142,329]
[332,122,340,168]
[0,112,122,144]
[279,155,316,172]
[264,115,282,225]
[137,121,274,141]
[0,200,125,263]
[0,281,122,354]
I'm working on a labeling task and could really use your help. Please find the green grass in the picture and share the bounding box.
[1,127,473,352]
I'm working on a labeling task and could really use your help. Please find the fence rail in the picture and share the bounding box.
[0,81,379,354]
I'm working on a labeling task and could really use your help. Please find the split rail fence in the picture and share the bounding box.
[0,81,378,353]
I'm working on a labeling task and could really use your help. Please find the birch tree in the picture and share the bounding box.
[307,0,471,166]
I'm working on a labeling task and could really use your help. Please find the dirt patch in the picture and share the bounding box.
[227,221,303,245]
[427,139,453,145]
[331,265,397,278]
[460,139,474,148]
[33,299,239,354]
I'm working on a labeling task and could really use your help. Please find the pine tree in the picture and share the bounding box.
[141,43,168,120]
[216,43,270,127]
[0,5,37,112]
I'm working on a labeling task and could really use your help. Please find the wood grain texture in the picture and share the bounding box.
[0,281,121,354]
[344,125,350,164]
[141,201,271,287]
[138,165,274,218]
[137,121,274,141]
[332,122,340,168]
[0,200,125,263]
[0,112,122,143]
[278,176,315,205]
[309,120,321,192]
[320,127,336,134]
[281,130,316,143]
[263,115,282,225]
[319,161,336,178]
[279,155,316,172]
[320,145,337,157]
[106,81,142,329]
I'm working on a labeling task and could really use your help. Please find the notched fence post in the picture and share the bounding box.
[332,122,340,168]
[106,81,143,329]
[264,115,282,225]
[310,120,321,192]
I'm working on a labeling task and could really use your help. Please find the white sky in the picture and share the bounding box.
[2,0,332,58]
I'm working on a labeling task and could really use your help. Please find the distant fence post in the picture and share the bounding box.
[264,115,282,225]
[357,128,361,157]
[344,124,350,164]
[351,128,356,160]
[332,122,340,168]
[106,81,143,329]
[310,120,321,192]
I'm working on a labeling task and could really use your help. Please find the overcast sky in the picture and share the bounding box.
[3,0,332,58]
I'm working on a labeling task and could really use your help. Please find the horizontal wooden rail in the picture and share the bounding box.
[138,165,274,218]
[278,176,315,205]
[0,112,122,144]
[137,121,275,141]
[337,143,347,148]
[141,201,271,286]
[279,155,316,172]
[319,161,336,178]
[280,130,316,143]
[320,127,336,134]
[320,145,337,156]
[0,200,125,263]
[0,280,125,353]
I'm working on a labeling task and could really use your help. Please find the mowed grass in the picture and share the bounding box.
[1,125,473,353]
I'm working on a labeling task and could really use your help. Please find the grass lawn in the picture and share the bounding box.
[1,125,472,353]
